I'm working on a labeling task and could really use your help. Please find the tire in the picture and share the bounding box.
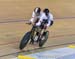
[19,31,31,50]
[39,31,49,47]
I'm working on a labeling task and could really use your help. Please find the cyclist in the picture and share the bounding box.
[39,8,54,29]
[29,7,42,44]
[30,7,42,25]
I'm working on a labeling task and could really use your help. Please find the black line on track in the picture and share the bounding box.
[0,41,75,57]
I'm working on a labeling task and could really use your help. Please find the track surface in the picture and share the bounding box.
[0,0,75,59]
[0,18,75,59]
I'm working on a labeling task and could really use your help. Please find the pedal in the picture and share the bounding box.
[29,40,34,44]
[34,36,38,42]
[41,36,45,40]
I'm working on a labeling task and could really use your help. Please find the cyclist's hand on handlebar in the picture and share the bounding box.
[44,25,47,29]
[26,21,35,26]
[26,22,32,25]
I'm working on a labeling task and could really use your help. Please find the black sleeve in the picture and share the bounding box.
[50,21,54,26]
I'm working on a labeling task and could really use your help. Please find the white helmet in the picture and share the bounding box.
[34,7,41,16]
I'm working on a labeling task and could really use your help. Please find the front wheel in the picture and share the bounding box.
[19,31,31,50]
[39,31,49,47]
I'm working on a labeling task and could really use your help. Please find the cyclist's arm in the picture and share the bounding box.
[39,13,45,22]
[30,12,35,23]
[49,13,54,26]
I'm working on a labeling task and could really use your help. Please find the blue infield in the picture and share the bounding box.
[12,47,75,59]
[27,47,75,59]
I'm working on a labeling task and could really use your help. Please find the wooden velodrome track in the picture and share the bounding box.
[0,0,75,59]
[0,17,75,59]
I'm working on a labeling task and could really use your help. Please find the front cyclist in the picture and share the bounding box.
[30,7,42,25]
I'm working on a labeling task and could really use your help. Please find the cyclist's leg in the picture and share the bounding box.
[30,26,36,44]
[33,22,41,42]
[32,26,40,42]
[30,26,40,43]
